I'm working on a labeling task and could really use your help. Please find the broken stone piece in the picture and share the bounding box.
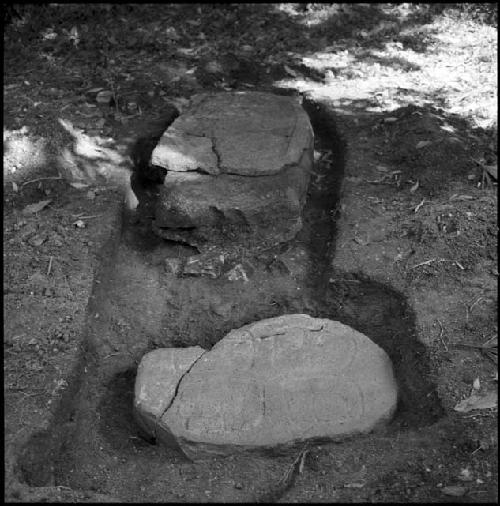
[152,128,218,174]
[164,257,184,275]
[133,347,205,439]
[182,249,225,278]
[151,91,314,249]
[133,315,398,460]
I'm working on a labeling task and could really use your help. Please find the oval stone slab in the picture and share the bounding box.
[139,315,398,460]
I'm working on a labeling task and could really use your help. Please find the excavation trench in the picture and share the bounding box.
[16,97,443,501]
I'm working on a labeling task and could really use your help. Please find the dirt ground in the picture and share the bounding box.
[3,4,497,503]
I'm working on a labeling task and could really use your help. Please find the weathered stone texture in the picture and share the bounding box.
[151,92,314,248]
[133,315,398,460]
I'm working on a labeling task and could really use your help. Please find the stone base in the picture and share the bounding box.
[151,92,314,249]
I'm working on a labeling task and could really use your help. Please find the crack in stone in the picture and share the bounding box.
[210,136,222,171]
[284,113,300,154]
[152,349,208,439]
[258,332,286,340]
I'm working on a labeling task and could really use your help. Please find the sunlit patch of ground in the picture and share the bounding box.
[276,5,497,129]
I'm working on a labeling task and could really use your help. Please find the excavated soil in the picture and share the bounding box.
[14,98,453,503]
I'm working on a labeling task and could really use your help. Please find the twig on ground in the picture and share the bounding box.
[414,198,425,213]
[21,177,64,187]
[410,258,447,269]
[71,214,101,220]
[465,295,484,323]
[411,258,436,268]
[103,353,121,360]
[255,445,310,503]
[469,296,484,313]
[452,335,498,364]
[410,258,463,270]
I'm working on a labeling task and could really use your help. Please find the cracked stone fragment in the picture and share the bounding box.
[133,347,205,439]
[134,315,398,461]
[151,128,219,175]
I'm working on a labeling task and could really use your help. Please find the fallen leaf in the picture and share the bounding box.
[409,180,419,193]
[41,28,57,40]
[68,25,80,46]
[450,194,474,201]
[69,181,90,189]
[472,377,481,390]
[22,199,52,215]
[454,391,497,413]
[29,235,46,247]
[284,64,298,77]
[324,69,335,83]
[384,117,398,123]
[96,90,114,104]
[204,60,223,74]
[416,140,432,149]
[124,186,138,211]
[458,468,473,482]
[441,486,467,497]
[165,26,181,40]
[344,482,365,489]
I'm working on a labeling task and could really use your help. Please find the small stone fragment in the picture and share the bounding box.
[164,258,184,275]
[29,234,46,247]
[441,486,467,497]
[210,301,233,318]
[182,250,225,278]
[225,264,248,282]
[96,90,114,105]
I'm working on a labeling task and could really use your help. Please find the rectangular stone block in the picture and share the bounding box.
[151,92,314,249]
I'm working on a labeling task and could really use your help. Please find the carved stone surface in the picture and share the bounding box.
[133,315,398,460]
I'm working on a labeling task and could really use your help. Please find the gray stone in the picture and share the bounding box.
[133,347,205,439]
[225,263,249,282]
[134,315,398,460]
[164,257,184,275]
[182,248,226,278]
[151,92,314,249]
